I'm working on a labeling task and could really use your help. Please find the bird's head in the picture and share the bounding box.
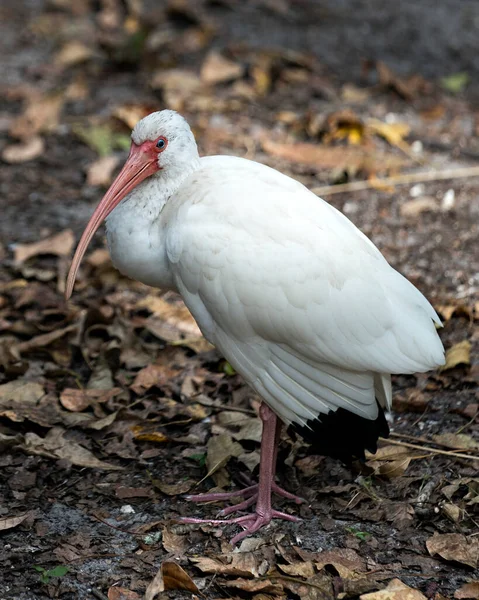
[65,110,198,299]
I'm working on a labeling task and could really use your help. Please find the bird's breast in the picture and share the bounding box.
[105,202,176,291]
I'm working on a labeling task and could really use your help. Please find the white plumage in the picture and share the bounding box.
[67,110,445,543]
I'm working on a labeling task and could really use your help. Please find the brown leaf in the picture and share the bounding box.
[376,61,429,100]
[440,340,471,371]
[152,479,194,496]
[432,433,479,451]
[55,41,95,67]
[426,532,479,568]
[282,571,333,600]
[400,197,439,218]
[144,561,199,600]
[0,511,32,531]
[360,578,427,600]
[14,229,75,263]
[206,433,243,480]
[113,105,152,130]
[201,50,244,85]
[137,296,202,337]
[60,388,121,412]
[0,380,45,405]
[108,588,140,600]
[262,138,405,174]
[225,578,284,594]
[191,553,263,578]
[161,527,187,555]
[315,548,366,579]
[22,427,123,470]
[455,582,479,599]
[279,561,316,578]
[86,155,120,187]
[10,93,63,139]
[2,136,45,164]
[15,324,77,353]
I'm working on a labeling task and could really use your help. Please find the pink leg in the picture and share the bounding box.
[178,403,304,544]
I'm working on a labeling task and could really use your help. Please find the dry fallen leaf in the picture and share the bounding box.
[86,155,120,187]
[400,197,438,218]
[0,380,45,405]
[144,561,199,600]
[315,548,367,579]
[432,433,479,451]
[0,512,32,532]
[22,427,123,471]
[206,432,243,482]
[55,40,95,67]
[426,532,478,568]
[152,479,194,496]
[361,578,427,600]
[14,229,75,264]
[191,552,266,578]
[162,527,187,555]
[60,388,121,412]
[137,296,202,337]
[10,93,64,138]
[262,138,405,174]
[440,340,471,371]
[201,50,244,85]
[455,582,479,600]
[2,136,45,164]
[107,587,140,600]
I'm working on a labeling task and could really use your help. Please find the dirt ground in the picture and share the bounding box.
[0,1,478,599]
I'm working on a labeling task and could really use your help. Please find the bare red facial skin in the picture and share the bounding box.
[65,139,164,299]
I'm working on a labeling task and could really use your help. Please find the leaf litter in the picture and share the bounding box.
[0,0,478,598]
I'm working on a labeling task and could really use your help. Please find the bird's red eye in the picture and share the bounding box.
[155,137,168,152]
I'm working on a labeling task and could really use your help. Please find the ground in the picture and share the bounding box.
[0,1,478,599]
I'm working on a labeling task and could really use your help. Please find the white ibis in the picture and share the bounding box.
[66,110,445,544]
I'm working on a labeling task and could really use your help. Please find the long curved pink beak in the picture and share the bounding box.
[65,143,159,299]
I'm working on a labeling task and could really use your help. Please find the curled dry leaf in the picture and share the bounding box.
[22,427,123,471]
[440,340,471,371]
[14,229,75,264]
[86,155,120,187]
[360,578,427,600]
[206,432,243,479]
[201,50,244,85]
[2,136,45,164]
[144,561,199,600]
[15,324,77,354]
[426,532,478,568]
[0,511,32,532]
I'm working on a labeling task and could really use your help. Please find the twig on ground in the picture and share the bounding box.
[312,165,479,196]
[379,437,479,461]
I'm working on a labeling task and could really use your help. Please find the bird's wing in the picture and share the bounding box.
[165,157,444,425]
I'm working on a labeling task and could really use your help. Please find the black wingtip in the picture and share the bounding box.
[288,402,389,463]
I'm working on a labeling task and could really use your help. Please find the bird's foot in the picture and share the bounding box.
[178,508,301,546]
[185,482,304,506]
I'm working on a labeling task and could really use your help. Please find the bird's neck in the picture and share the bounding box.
[105,160,200,290]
